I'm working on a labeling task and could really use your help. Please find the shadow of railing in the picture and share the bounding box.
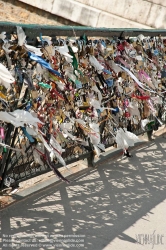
[0,137,166,249]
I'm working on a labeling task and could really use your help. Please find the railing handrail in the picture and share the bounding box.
[0,22,166,39]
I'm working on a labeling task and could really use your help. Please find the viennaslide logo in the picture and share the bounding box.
[135,231,164,249]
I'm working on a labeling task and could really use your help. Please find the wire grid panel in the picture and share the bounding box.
[0,24,165,187]
[2,103,164,185]
[4,102,164,184]
[4,128,91,183]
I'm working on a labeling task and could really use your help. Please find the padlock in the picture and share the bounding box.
[124,111,130,118]
[0,127,5,140]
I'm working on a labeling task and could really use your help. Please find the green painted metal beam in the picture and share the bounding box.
[0,21,166,40]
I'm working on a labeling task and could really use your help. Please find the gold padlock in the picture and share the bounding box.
[31,90,38,99]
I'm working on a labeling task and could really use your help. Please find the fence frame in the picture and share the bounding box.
[0,22,165,190]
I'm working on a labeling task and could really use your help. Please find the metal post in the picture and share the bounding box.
[147,129,153,141]
[86,151,95,167]
[0,125,17,189]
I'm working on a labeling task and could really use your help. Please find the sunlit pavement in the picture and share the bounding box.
[0,136,166,250]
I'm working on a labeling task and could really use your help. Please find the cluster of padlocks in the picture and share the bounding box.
[0,27,165,184]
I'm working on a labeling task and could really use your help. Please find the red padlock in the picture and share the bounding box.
[117,43,125,52]
[125,111,130,118]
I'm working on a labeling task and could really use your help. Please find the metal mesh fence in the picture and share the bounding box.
[0,23,165,188]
